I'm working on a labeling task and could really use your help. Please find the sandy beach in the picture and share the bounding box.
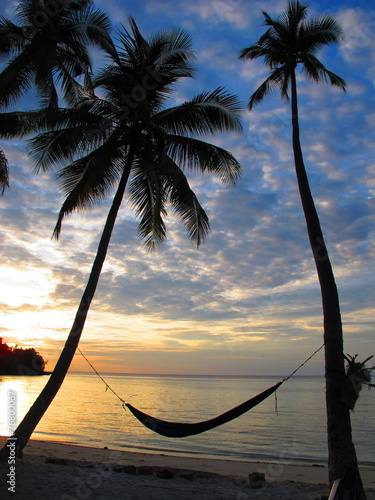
[1,438,374,499]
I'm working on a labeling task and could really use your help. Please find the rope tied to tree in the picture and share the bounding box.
[281,343,325,384]
[77,347,127,409]
[273,342,325,415]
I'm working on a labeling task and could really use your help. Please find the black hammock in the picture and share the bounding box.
[126,381,282,438]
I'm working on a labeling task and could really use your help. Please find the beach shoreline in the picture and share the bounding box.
[1,438,375,499]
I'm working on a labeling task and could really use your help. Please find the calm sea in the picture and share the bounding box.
[1,373,374,466]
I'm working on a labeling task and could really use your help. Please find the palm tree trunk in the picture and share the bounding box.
[290,70,366,497]
[0,156,133,460]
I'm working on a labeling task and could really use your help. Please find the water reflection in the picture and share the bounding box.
[0,374,373,465]
[0,376,49,436]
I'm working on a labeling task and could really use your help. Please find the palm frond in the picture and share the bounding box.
[0,18,28,57]
[163,157,210,247]
[53,143,125,239]
[113,19,196,113]
[166,135,241,185]
[128,159,167,249]
[0,50,33,109]
[301,54,346,90]
[151,27,196,78]
[249,67,287,108]
[69,6,113,47]
[239,42,271,61]
[301,16,344,52]
[0,110,42,138]
[285,1,308,30]
[26,105,117,172]
[156,87,243,136]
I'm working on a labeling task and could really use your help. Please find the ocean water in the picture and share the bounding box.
[1,373,374,466]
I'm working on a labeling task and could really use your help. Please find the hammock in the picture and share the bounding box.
[77,344,324,438]
[125,381,282,438]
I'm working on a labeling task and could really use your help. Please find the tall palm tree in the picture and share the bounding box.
[0,0,113,109]
[240,1,365,495]
[0,18,242,457]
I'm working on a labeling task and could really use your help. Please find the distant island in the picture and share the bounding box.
[0,337,51,376]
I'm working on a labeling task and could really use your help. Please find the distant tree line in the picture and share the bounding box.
[0,337,47,375]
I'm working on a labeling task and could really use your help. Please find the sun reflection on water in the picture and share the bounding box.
[0,374,373,465]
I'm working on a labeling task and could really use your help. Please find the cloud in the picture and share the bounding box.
[337,8,375,70]
[144,0,252,29]
[0,0,373,375]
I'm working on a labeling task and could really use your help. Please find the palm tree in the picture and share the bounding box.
[0,0,113,192]
[0,0,113,109]
[240,1,365,495]
[0,17,242,458]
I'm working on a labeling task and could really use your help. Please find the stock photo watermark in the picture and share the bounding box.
[4,389,18,495]
[235,439,300,499]
[59,449,122,500]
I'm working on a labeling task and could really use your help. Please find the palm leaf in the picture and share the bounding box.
[0,50,34,108]
[248,67,287,108]
[27,107,114,172]
[0,18,28,56]
[53,142,125,239]
[301,54,346,90]
[128,158,167,249]
[302,16,344,52]
[0,110,41,138]
[166,135,241,185]
[162,156,210,247]
[156,87,243,136]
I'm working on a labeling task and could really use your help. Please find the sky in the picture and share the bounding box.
[0,0,374,376]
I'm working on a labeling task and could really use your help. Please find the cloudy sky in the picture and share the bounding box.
[0,0,373,376]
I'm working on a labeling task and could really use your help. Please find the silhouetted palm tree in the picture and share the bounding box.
[0,18,242,456]
[0,0,113,192]
[240,1,365,496]
[0,0,113,109]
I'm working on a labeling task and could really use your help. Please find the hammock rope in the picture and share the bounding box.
[281,343,326,383]
[77,348,126,409]
[77,343,324,438]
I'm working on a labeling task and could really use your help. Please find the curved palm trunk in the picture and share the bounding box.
[0,156,133,460]
[290,71,366,496]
